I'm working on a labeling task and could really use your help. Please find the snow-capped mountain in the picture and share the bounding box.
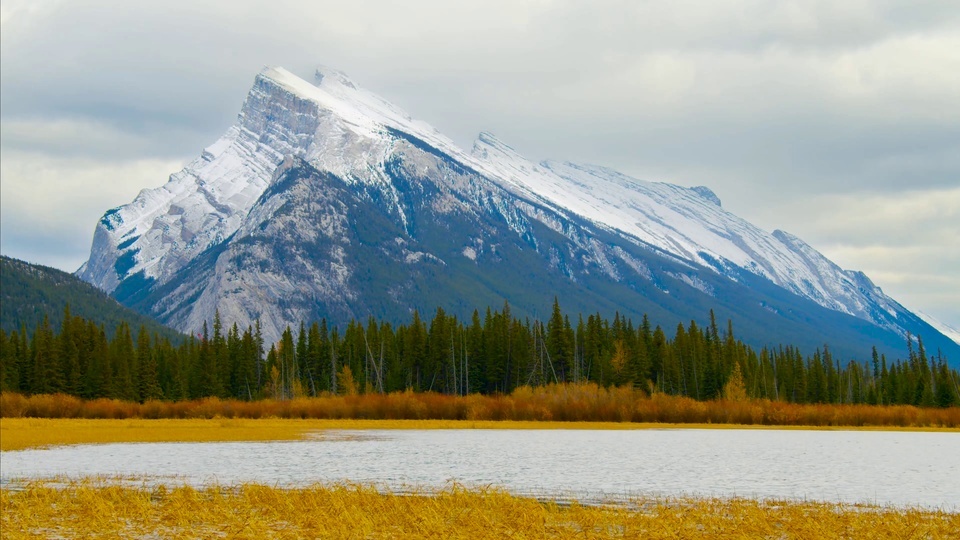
[79,66,958,362]
[469,136,906,329]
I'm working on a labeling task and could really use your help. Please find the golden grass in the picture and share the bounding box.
[3,417,955,452]
[0,418,306,452]
[2,481,957,539]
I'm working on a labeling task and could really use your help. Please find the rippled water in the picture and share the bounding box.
[3,429,958,508]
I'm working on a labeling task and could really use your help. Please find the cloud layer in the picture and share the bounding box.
[1,0,957,326]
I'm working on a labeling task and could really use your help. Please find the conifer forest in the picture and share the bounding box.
[2,301,957,408]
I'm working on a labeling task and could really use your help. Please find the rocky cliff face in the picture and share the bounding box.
[78,66,959,361]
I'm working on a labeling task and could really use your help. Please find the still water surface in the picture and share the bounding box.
[2,429,957,508]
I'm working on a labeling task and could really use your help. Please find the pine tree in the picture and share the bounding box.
[136,326,163,401]
[59,306,82,395]
[546,298,573,382]
[0,329,18,391]
[213,311,230,397]
[935,362,958,407]
[110,322,136,400]
[31,315,61,394]
[296,321,308,392]
[194,321,222,398]
[466,310,483,395]
[305,322,322,396]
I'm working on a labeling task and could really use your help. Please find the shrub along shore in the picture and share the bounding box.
[3,383,958,428]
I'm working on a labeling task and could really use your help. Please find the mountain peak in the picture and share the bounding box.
[77,64,960,362]
[314,65,358,89]
[254,66,465,161]
[257,66,319,97]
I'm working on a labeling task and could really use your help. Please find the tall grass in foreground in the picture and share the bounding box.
[3,384,959,427]
[2,482,956,539]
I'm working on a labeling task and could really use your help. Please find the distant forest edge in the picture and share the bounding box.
[1,300,957,413]
[0,256,181,343]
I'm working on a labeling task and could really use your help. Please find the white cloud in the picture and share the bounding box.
[0,150,184,270]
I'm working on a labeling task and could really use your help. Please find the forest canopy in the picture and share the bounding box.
[1,300,957,408]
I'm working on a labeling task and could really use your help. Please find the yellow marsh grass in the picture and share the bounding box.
[2,482,957,539]
[4,417,955,452]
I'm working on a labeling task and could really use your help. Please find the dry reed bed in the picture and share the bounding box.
[2,481,956,539]
[4,385,959,428]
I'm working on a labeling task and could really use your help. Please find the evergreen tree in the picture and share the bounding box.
[546,298,573,382]
[31,316,61,394]
[110,322,136,400]
[58,306,82,395]
[193,321,222,398]
[137,326,163,401]
[0,330,18,391]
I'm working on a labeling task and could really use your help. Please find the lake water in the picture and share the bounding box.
[2,429,958,508]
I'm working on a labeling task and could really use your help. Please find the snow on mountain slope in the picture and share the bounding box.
[81,65,923,342]
[77,121,276,293]
[469,135,912,332]
[79,66,501,293]
[263,67,472,167]
[917,312,960,346]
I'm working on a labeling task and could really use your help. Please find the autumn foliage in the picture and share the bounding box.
[3,383,958,427]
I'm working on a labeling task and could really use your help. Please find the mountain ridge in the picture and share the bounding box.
[76,66,959,364]
[1,255,182,342]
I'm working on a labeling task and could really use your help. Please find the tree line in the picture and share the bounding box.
[1,301,957,407]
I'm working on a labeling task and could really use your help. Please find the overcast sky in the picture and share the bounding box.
[1,0,958,328]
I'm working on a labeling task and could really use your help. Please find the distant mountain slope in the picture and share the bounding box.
[76,66,959,365]
[111,156,955,365]
[0,256,182,340]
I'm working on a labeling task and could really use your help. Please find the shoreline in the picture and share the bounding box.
[3,417,958,452]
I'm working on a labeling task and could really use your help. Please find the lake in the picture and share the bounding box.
[2,428,958,508]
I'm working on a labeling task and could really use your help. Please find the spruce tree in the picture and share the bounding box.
[137,326,163,401]
[0,330,18,391]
